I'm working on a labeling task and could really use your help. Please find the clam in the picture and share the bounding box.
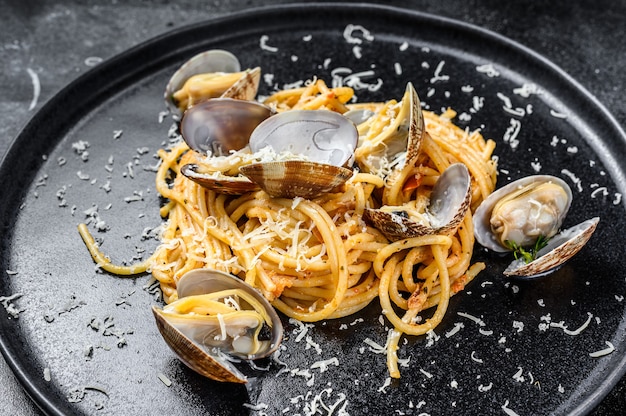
[152,268,283,383]
[363,163,472,241]
[355,82,424,178]
[180,98,273,155]
[164,49,261,117]
[503,217,599,277]
[239,109,359,199]
[179,98,273,193]
[473,175,599,277]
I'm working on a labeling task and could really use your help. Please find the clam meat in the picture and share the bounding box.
[164,49,261,117]
[152,268,283,383]
[355,82,424,179]
[363,163,472,241]
[239,109,359,199]
[473,175,599,277]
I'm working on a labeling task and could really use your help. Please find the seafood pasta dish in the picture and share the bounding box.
[79,50,598,382]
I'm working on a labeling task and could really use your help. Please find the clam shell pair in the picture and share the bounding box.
[166,49,360,199]
[473,175,599,277]
[354,82,424,178]
[152,269,283,383]
[181,106,359,199]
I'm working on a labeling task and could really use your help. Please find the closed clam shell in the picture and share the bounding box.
[363,163,472,241]
[504,217,599,277]
[240,160,353,199]
[180,163,260,195]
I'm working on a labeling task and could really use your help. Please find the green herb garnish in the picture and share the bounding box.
[505,235,550,264]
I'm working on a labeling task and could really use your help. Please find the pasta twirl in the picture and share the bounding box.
[79,78,497,378]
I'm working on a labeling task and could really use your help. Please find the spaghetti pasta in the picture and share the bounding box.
[79,78,497,378]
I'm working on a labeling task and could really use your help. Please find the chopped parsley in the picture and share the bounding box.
[505,235,550,264]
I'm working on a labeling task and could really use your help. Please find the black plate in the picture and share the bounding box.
[1,4,625,415]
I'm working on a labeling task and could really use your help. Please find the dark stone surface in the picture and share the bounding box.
[1,1,624,415]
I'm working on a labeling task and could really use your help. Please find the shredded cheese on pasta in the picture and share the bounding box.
[79,78,497,378]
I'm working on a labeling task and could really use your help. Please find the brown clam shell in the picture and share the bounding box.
[239,160,353,199]
[504,217,599,277]
[362,189,471,241]
[180,163,260,195]
[404,82,425,168]
[152,306,247,383]
[363,163,472,241]
[221,67,261,100]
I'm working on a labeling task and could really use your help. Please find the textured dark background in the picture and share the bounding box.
[1,1,624,415]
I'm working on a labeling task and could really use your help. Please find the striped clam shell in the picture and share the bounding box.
[364,163,472,241]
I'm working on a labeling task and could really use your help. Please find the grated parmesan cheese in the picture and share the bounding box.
[157,373,172,387]
[259,35,278,52]
[476,64,500,77]
[343,24,374,44]
[429,60,449,83]
[589,341,615,357]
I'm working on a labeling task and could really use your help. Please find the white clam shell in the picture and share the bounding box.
[356,82,424,177]
[152,269,283,383]
[240,110,358,199]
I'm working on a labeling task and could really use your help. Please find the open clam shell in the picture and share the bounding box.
[473,175,573,253]
[165,49,241,116]
[504,217,599,277]
[248,109,358,167]
[178,98,272,195]
[152,269,283,383]
[240,109,358,199]
[356,82,424,176]
[363,163,472,241]
[473,174,599,278]
[164,49,262,117]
